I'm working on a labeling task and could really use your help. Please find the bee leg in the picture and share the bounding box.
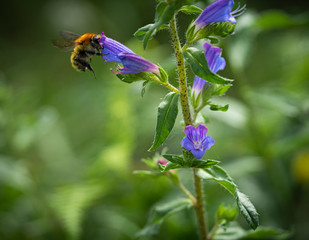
[75,58,96,79]
[88,66,97,79]
[96,52,109,56]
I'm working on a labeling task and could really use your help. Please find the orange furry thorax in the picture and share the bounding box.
[75,33,96,45]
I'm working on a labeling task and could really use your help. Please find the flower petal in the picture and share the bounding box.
[192,76,207,95]
[115,53,159,74]
[193,0,235,30]
[191,148,206,159]
[202,136,215,150]
[99,32,135,63]
[196,124,208,140]
[184,125,197,142]
[204,42,226,73]
[181,136,195,151]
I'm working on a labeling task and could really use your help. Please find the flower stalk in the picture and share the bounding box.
[169,14,208,240]
[169,15,192,126]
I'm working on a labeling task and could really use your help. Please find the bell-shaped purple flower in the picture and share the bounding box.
[191,76,207,107]
[192,76,207,95]
[204,42,226,73]
[191,43,225,104]
[112,53,160,75]
[99,32,159,75]
[181,124,215,159]
[99,32,135,63]
[193,0,246,31]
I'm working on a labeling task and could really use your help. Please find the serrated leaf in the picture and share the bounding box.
[136,198,193,238]
[209,103,229,112]
[183,47,233,84]
[197,166,259,229]
[179,5,203,14]
[149,92,179,151]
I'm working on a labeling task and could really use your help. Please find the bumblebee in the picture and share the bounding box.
[52,31,103,78]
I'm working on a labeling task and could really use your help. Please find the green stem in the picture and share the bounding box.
[163,82,180,93]
[207,222,220,240]
[169,15,192,126]
[152,76,179,93]
[176,181,197,205]
[182,42,191,51]
[194,169,208,240]
[192,104,206,122]
[169,15,208,240]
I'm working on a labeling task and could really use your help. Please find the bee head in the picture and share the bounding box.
[91,34,103,50]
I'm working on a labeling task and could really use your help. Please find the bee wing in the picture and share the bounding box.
[60,31,81,41]
[52,39,75,52]
[52,31,81,51]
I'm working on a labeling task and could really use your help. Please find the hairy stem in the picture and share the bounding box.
[169,15,208,240]
[169,15,192,126]
[152,76,179,93]
[177,181,197,205]
[193,169,208,240]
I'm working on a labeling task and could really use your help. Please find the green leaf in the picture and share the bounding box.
[202,83,232,103]
[134,1,195,49]
[216,204,238,222]
[162,154,219,171]
[213,222,246,240]
[197,22,236,39]
[49,183,106,239]
[179,5,203,14]
[236,192,260,230]
[190,159,220,169]
[116,73,144,83]
[241,227,293,240]
[214,222,292,240]
[162,161,182,171]
[162,154,185,166]
[197,166,259,229]
[134,2,174,49]
[141,81,149,97]
[183,47,233,84]
[149,92,179,151]
[136,198,193,238]
[133,170,162,177]
[209,103,229,112]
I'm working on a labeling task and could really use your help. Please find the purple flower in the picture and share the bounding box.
[181,124,215,159]
[193,0,246,31]
[191,43,225,103]
[111,53,160,75]
[192,76,207,95]
[99,32,135,63]
[203,42,226,73]
[99,32,159,75]
[191,76,207,107]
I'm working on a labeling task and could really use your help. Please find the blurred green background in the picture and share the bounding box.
[0,0,309,239]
